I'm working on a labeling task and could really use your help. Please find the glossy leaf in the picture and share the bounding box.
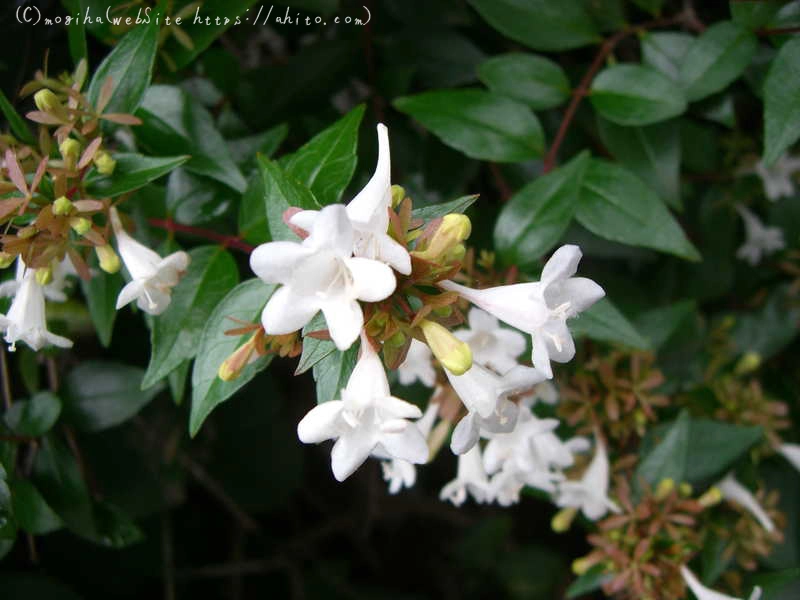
[296,313,336,376]
[763,37,800,166]
[80,269,123,348]
[636,410,690,488]
[11,480,62,535]
[85,153,189,198]
[569,297,650,350]
[0,89,35,145]
[238,171,271,245]
[313,345,359,404]
[477,53,570,110]
[259,157,320,242]
[412,195,479,221]
[3,392,61,437]
[642,32,694,81]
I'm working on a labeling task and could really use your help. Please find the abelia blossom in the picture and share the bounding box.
[251,204,396,350]
[440,445,491,506]
[555,435,620,520]
[717,473,775,533]
[754,154,800,201]
[454,307,527,374]
[397,338,436,387]
[380,401,439,494]
[735,204,785,266]
[778,443,800,474]
[680,565,762,600]
[110,207,190,316]
[297,338,428,481]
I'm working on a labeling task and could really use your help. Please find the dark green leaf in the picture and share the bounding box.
[168,360,190,406]
[634,301,696,351]
[596,117,682,210]
[227,122,288,167]
[10,479,62,535]
[394,89,544,162]
[642,32,694,81]
[631,0,663,16]
[3,392,61,437]
[494,152,589,269]
[678,21,758,102]
[238,171,271,246]
[313,344,359,404]
[283,105,365,205]
[166,169,236,226]
[730,1,785,30]
[466,0,600,51]
[412,195,479,221]
[260,157,320,242]
[296,313,336,375]
[190,279,277,437]
[64,361,163,431]
[143,246,239,388]
[576,159,700,261]
[135,85,247,192]
[81,268,123,348]
[590,64,687,126]
[85,153,189,198]
[731,284,800,360]
[763,37,800,165]
[569,297,649,349]
[0,89,35,145]
[681,420,762,482]
[636,410,690,488]
[87,18,158,115]
[477,53,570,110]
[566,564,612,598]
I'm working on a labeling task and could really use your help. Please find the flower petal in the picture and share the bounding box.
[321,298,363,351]
[531,334,553,379]
[347,257,396,302]
[451,413,479,455]
[547,278,605,317]
[306,204,354,257]
[116,280,144,310]
[297,400,344,443]
[249,241,313,284]
[331,426,378,481]
[376,233,411,275]
[347,124,391,229]
[380,423,428,464]
[289,209,319,233]
[440,280,547,334]
[541,245,582,286]
[262,286,320,335]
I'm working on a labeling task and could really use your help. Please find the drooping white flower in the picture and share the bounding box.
[380,401,439,494]
[555,435,620,520]
[297,338,428,481]
[454,307,527,374]
[0,258,74,303]
[681,565,762,600]
[755,154,800,201]
[397,339,436,387]
[441,245,604,378]
[440,445,491,506]
[251,204,396,350]
[0,262,72,351]
[735,204,785,266]
[290,124,411,275]
[110,207,190,316]
[778,443,800,474]
[717,473,775,533]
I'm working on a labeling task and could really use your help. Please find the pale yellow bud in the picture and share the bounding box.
[412,214,472,262]
[53,196,74,216]
[94,151,116,175]
[699,486,723,508]
[551,506,578,533]
[0,252,14,269]
[95,244,120,274]
[735,351,761,375]
[654,478,675,501]
[387,331,406,347]
[391,184,405,208]
[218,336,259,382]
[419,320,472,375]
[59,138,81,163]
[572,557,592,576]
[35,267,53,286]
[679,482,693,497]
[34,89,62,115]
[17,226,37,239]
[70,217,92,235]
[440,214,472,242]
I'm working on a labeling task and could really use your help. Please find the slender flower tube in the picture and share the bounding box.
[778,443,800,473]
[716,473,775,533]
[754,154,800,201]
[680,565,762,600]
[440,445,491,506]
[555,435,620,520]
[735,204,785,266]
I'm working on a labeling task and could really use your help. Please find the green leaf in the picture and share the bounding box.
[466,0,600,51]
[477,53,571,110]
[166,169,236,226]
[259,157,320,242]
[494,152,589,269]
[0,89,35,145]
[227,122,288,167]
[642,32,694,81]
[394,89,544,162]
[596,117,682,210]
[570,298,650,350]
[190,280,277,437]
[313,345,359,404]
[678,21,758,102]
[566,564,612,599]
[296,313,336,375]
[635,410,690,488]
[11,479,62,535]
[87,17,158,115]
[80,268,123,348]
[63,361,163,432]
[282,105,365,206]
[576,159,700,261]
[3,392,61,437]
[730,1,785,30]
[730,284,800,360]
[634,301,696,351]
[631,0,663,16]
[763,37,800,166]
[143,246,239,388]
[136,85,247,192]
[412,195,479,221]
[590,64,687,126]
[168,360,190,406]
[85,153,189,198]
[238,171,270,246]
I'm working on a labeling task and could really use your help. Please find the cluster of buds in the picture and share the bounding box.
[0,63,190,352]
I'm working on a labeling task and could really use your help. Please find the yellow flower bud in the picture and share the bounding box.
[551,506,578,533]
[440,213,472,242]
[391,184,406,208]
[34,89,62,115]
[432,305,453,318]
[17,226,37,239]
[0,252,14,269]
[698,486,723,508]
[53,196,74,216]
[70,217,92,235]
[572,557,592,576]
[654,478,675,501]
[412,214,472,262]
[735,351,761,375]
[679,482,693,497]
[96,244,120,274]
[94,151,116,175]
[387,331,406,347]
[35,267,53,286]
[59,138,81,163]
[218,335,260,382]
[419,319,472,375]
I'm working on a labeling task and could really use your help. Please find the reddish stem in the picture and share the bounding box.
[758,26,800,36]
[148,218,255,253]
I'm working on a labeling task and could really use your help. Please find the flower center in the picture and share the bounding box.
[292,250,353,299]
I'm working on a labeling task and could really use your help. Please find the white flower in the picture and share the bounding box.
[681,565,762,600]
[0,258,74,303]
[717,473,775,533]
[555,435,620,520]
[778,443,800,473]
[440,445,491,506]
[397,339,436,387]
[290,124,411,275]
[735,204,785,266]
[488,467,525,506]
[441,245,604,378]
[454,307,526,374]
[297,338,428,481]
[111,207,190,316]
[380,401,439,494]
[755,154,800,201]
[0,262,72,351]
[251,204,396,350]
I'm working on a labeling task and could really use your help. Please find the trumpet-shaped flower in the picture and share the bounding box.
[297,338,428,481]
[454,307,527,374]
[0,258,74,303]
[110,208,190,316]
[441,245,604,378]
[251,204,396,350]
[755,154,800,201]
[778,443,800,474]
[735,204,785,266]
[555,435,620,520]
[680,565,762,600]
[717,473,775,533]
[397,338,436,387]
[380,401,439,494]
[290,124,411,274]
[0,262,72,351]
[440,445,491,506]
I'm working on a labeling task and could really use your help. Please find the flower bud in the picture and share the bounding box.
[419,319,472,375]
[432,305,453,318]
[96,244,120,274]
[219,336,259,382]
[53,196,74,216]
[391,184,405,208]
[0,252,14,269]
[698,486,723,508]
[735,351,761,375]
[412,214,472,262]
[571,557,592,576]
[34,89,63,116]
[59,138,81,164]
[551,506,578,532]
[94,151,116,175]
[679,482,693,497]
[17,226,37,239]
[70,217,92,235]
[387,331,406,347]
[35,266,53,286]
[654,478,675,501]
